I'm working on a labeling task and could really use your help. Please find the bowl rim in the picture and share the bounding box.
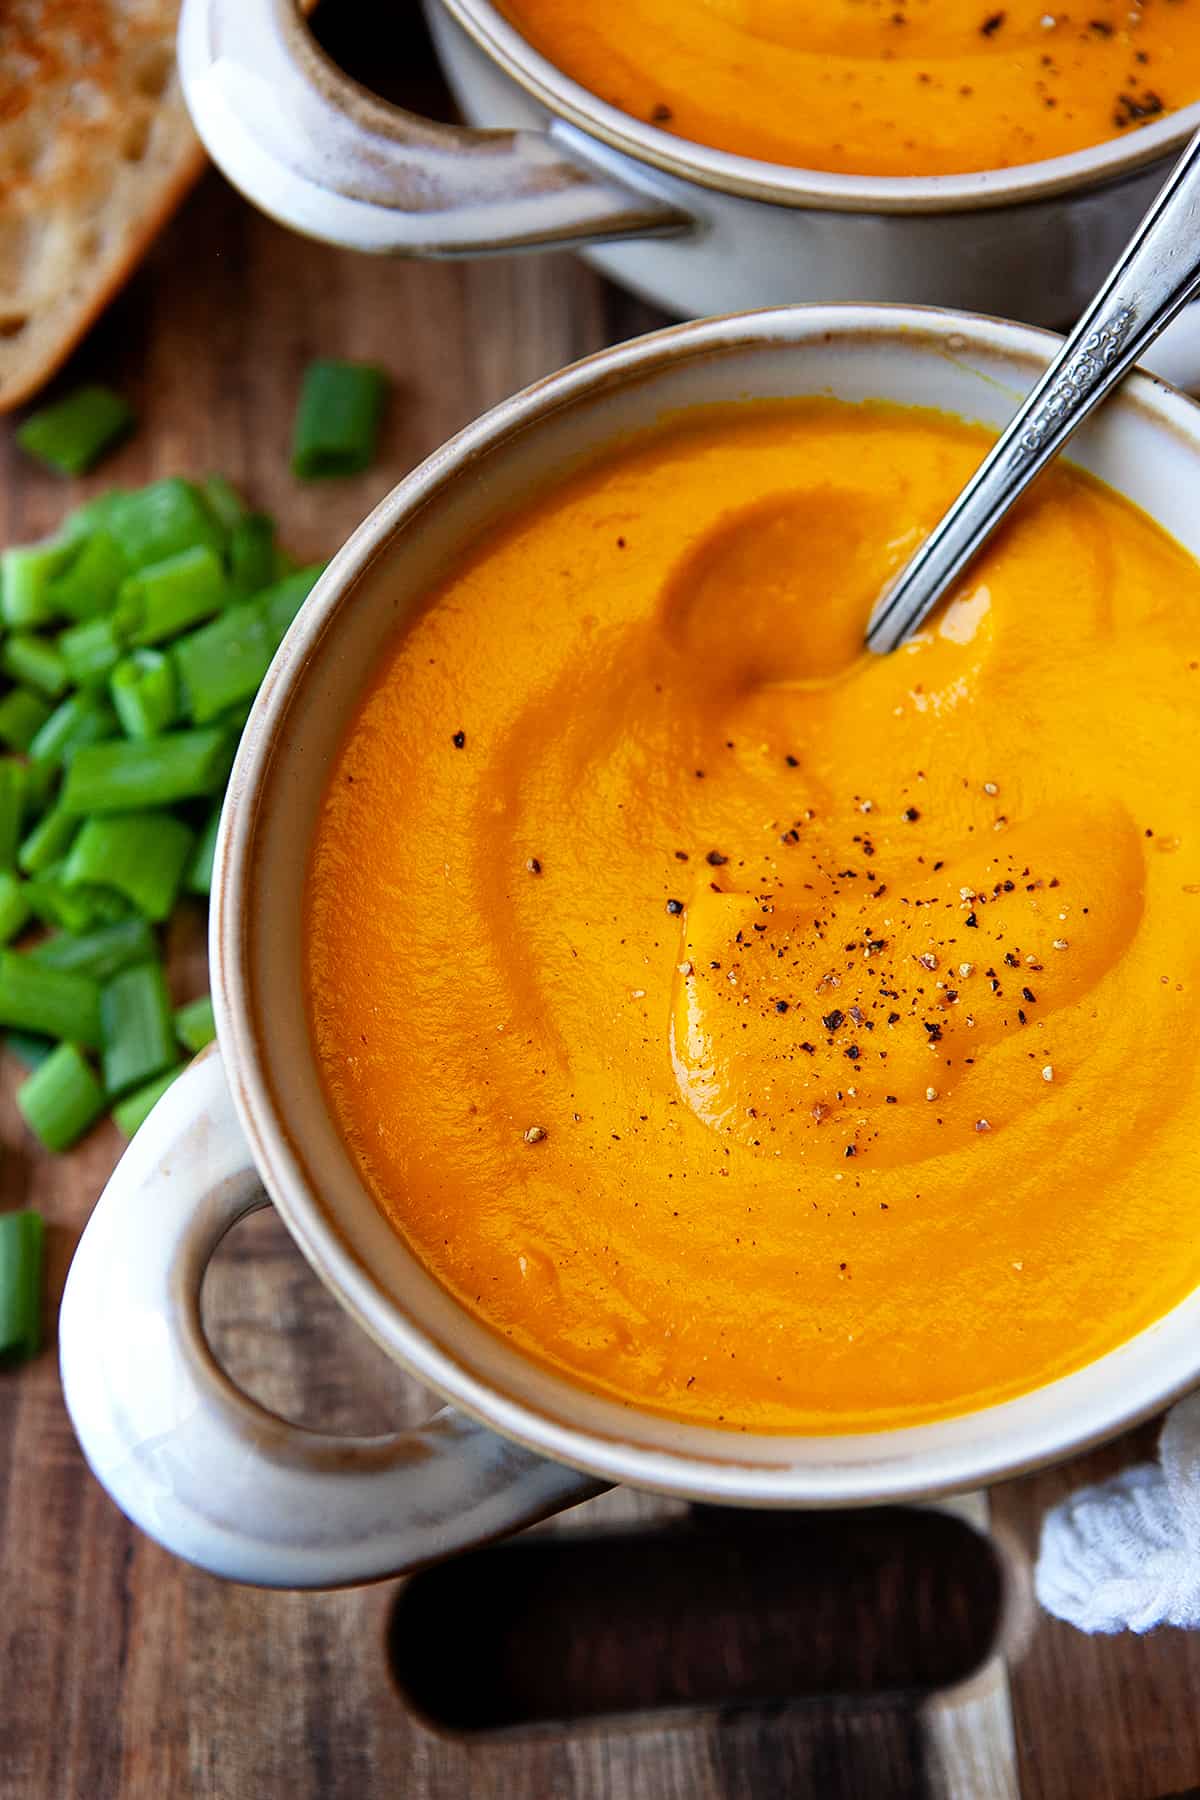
[435,0,1200,216]
[214,302,1200,1503]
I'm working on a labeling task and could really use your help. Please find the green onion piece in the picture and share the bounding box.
[291,359,386,479]
[29,693,117,769]
[44,531,129,622]
[228,513,277,596]
[22,876,102,935]
[60,728,232,814]
[261,565,323,646]
[0,950,102,1046]
[58,617,124,691]
[201,474,248,534]
[0,689,51,752]
[17,1042,106,1151]
[63,812,194,922]
[18,807,79,876]
[101,960,176,1096]
[1,633,71,699]
[1,540,74,627]
[106,478,226,572]
[0,761,28,870]
[187,802,220,895]
[112,1063,183,1137]
[30,918,156,982]
[174,993,216,1054]
[63,490,128,540]
[113,544,228,646]
[0,871,31,944]
[6,1030,53,1068]
[81,887,133,925]
[16,386,134,476]
[0,1210,43,1363]
[172,598,273,725]
[110,648,178,739]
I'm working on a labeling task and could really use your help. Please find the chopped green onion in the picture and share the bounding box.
[5,1031,53,1068]
[187,802,220,895]
[228,513,277,596]
[81,887,133,925]
[22,876,102,934]
[175,993,216,1054]
[29,693,117,769]
[0,871,31,944]
[17,1043,106,1151]
[0,950,102,1046]
[113,544,228,646]
[58,617,124,691]
[18,807,79,876]
[110,648,178,739]
[60,728,232,814]
[63,812,194,922]
[106,478,225,572]
[0,1210,43,1364]
[45,531,128,622]
[0,688,51,752]
[112,1063,183,1136]
[1,633,71,698]
[100,960,176,1096]
[1,540,74,627]
[30,918,156,982]
[291,359,386,479]
[16,386,134,476]
[0,761,27,870]
[172,598,273,725]
[261,565,323,646]
[201,474,248,534]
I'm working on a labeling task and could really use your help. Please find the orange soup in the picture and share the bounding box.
[306,400,1200,1434]
[497,0,1200,177]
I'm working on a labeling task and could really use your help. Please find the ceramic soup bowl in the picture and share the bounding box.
[174,0,1200,329]
[60,305,1200,1587]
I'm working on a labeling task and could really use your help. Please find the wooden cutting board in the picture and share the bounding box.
[3,10,1200,1796]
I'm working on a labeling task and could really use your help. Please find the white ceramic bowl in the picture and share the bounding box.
[177,0,1200,328]
[60,305,1200,1587]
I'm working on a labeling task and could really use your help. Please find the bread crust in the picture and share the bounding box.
[0,6,204,412]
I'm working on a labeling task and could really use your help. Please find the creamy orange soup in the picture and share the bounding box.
[497,0,1200,177]
[306,400,1200,1434]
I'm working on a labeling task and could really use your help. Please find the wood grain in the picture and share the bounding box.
[1,9,1200,1796]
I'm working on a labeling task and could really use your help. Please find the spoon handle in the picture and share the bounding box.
[866,127,1200,655]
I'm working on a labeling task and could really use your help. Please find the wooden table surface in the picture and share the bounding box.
[3,12,1200,1797]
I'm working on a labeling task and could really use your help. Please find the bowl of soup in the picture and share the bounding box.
[178,0,1200,327]
[60,304,1200,1586]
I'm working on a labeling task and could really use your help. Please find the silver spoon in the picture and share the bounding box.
[866,127,1200,655]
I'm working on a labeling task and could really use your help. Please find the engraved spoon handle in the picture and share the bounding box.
[866,127,1200,655]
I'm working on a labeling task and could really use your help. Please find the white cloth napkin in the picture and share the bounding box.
[1036,1392,1200,1632]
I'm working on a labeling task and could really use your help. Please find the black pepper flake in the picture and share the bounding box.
[965,912,979,928]
[799,1041,816,1054]
[885,1095,898,1104]
[666,898,684,916]
[526,857,542,875]
[903,806,921,821]
[888,1011,901,1024]
[775,1000,789,1014]
[923,1021,944,1042]
[980,10,1006,34]
[844,1045,861,1061]
[650,101,673,122]
[844,1145,857,1158]
[1022,985,1037,1003]
[785,754,799,768]
[451,730,466,748]
[822,1008,845,1031]
[706,850,728,866]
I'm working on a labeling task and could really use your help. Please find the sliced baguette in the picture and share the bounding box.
[0,1,204,413]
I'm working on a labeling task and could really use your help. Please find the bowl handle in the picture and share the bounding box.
[177,0,693,255]
[59,1048,606,1588]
